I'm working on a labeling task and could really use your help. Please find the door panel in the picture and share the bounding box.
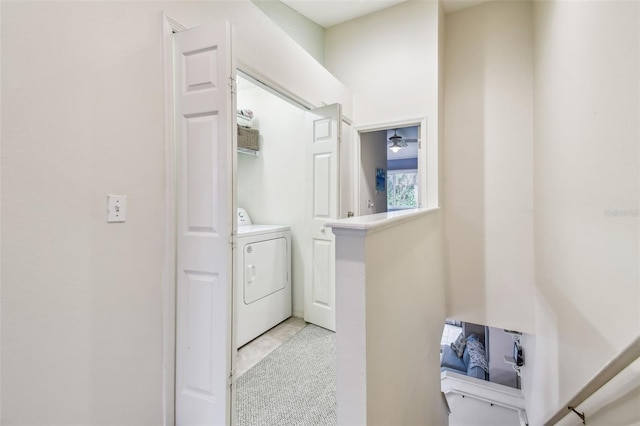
[312,239,332,306]
[304,104,341,331]
[185,114,219,232]
[183,271,220,397]
[174,21,233,426]
[314,153,332,217]
[243,238,287,304]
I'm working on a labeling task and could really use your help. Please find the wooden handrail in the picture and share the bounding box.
[543,335,640,425]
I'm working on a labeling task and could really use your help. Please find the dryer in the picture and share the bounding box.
[236,208,291,347]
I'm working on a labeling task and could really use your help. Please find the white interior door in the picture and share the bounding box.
[304,104,341,331]
[174,21,234,426]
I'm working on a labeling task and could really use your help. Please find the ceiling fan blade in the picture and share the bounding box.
[399,141,408,147]
[404,138,418,143]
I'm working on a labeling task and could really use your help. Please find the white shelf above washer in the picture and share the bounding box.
[238,147,259,156]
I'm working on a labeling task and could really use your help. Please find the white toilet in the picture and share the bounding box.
[236,208,292,347]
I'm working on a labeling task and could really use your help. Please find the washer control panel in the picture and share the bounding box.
[237,208,252,226]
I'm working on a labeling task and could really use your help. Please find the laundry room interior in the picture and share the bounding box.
[233,72,423,351]
[235,72,309,323]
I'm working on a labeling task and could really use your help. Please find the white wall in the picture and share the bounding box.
[325,1,439,129]
[332,210,447,425]
[0,1,351,424]
[365,212,446,425]
[325,0,441,207]
[444,3,640,422]
[250,0,325,64]
[438,1,445,205]
[523,0,640,423]
[236,81,307,316]
[447,394,520,426]
[587,387,640,426]
[553,358,640,426]
[359,130,388,215]
[443,0,535,333]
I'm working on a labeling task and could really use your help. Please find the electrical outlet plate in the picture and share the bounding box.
[107,194,127,223]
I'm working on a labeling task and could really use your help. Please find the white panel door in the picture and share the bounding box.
[304,104,341,331]
[174,22,233,426]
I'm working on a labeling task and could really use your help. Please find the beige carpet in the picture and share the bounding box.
[236,324,336,426]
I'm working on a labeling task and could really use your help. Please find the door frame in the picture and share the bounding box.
[352,117,433,216]
[161,14,349,425]
[161,14,187,426]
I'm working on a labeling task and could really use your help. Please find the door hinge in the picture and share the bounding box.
[228,233,237,249]
[227,368,235,386]
[229,76,237,94]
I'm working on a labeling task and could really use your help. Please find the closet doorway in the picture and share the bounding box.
[234,71,340,334]
[233,72,341,424]
[167,16,352,425]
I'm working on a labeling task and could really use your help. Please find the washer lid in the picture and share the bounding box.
[237,224,290,238]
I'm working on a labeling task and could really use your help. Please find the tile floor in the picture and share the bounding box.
[236,316,307,377]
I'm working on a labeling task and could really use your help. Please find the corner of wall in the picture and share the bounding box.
[250,0,325,64]
[527,1,640,423]
[442,0,536,333]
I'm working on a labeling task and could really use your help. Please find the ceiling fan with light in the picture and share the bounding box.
[388,129,418,153]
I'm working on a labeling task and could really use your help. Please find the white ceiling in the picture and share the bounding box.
[282,0,493,28]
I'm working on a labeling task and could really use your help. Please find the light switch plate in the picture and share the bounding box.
[107,194,127,223]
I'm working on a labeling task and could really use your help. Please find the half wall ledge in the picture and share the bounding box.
[325,207,440,236]
[327,206,446,425]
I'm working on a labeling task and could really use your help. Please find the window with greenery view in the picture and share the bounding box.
[387,169,418,210]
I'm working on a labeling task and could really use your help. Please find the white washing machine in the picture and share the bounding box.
[236,208,291,347]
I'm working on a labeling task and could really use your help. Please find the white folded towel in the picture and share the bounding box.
[237,115,253,128]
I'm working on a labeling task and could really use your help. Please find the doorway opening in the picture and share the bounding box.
[233,71,338,425]
[165,16,348,425]
[440,319,527,424]
[357,125,422,215]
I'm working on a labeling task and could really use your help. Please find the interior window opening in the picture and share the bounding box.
[358,125,420,215]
